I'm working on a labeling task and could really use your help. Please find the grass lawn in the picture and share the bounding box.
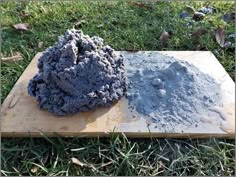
[1,1,235,176]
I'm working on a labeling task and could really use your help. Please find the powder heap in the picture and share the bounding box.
[125,52,223,131]
[28,29,126,116]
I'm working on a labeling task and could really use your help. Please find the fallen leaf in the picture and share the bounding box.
[12,23,29,30]
[159,31,169,47]
[1,52,23,62]
[215,27,232,48]
[131,2,152,10]
[192,12,205,21]
[191,28,208,40]
[71,157,87,167]
[38,41,43,48]
[221,13,235,22]
[185,5,195,14]
[215,27,225,47]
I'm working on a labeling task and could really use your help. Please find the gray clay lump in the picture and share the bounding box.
[28,29,126,116]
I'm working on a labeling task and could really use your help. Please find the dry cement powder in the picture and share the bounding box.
[124,52,223,131]
[28,29,126,116]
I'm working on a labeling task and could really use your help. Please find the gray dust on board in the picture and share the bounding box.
[124,52,223,132]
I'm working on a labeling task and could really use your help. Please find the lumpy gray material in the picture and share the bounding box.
[125,52,223,131]
[28,29,126,116]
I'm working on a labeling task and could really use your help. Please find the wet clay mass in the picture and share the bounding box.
[28,29,126,116]
[125,53,223,131]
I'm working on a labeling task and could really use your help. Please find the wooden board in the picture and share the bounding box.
[1,51,235,138]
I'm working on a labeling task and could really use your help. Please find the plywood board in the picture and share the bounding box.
[1,51,235,138]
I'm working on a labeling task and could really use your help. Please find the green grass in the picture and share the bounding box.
[1,136,235,176]
[1,1,235,176]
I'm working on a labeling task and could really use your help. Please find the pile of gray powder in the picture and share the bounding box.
[125,52,223,131]
[28,29,126,116]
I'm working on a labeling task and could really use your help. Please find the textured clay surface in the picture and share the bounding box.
[124,52,223,131]
[28,29,126,116]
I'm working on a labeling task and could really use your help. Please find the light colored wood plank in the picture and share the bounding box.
[1,51,235,138]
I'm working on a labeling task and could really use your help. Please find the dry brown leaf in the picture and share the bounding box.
[12,23,29,30]
[192,12,205,21]
[131,2,152,10]
[191,28,208,40]
[215,27,225,47]
[71,157,87,167]
[1,52,23,62]
[159,31,169,47]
